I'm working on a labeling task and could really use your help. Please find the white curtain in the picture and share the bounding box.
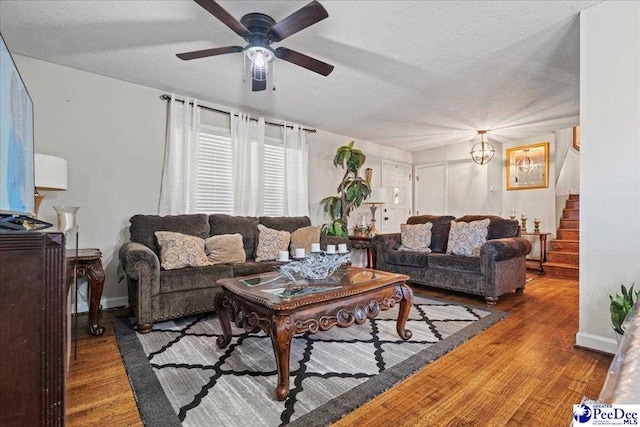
[158,94,200,215]
[282,123,309,216]
[232,112,265,216]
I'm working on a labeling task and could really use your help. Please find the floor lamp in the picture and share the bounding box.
[363,187,386,236]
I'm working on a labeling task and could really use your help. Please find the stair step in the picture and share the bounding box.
[543,262,579,280]
[550,240,579,251]
[568,194,580,201]
[560,218,579,230]
[547,251,579,265]
[563,209,579,220]
[557,229,579,240]
[566,200,579,209]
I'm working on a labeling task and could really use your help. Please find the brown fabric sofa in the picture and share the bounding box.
[372,214,532,304]
[119,214,348,332]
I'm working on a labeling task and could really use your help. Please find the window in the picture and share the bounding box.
[196,125,234,214]
[195,125,289,216]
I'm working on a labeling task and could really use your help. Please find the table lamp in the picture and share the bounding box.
[34,154,67,217]
[363,187,386,235]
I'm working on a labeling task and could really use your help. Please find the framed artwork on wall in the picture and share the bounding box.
[573,126,580,151]
[506,142,549,191]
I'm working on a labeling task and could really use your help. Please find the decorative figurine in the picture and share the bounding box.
[521,213,527,233]
[534,218,541,233]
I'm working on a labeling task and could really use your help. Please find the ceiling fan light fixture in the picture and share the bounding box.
[246,46,273,82]
[470,130,495,165]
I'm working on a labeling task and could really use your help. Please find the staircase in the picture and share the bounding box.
[543,194,579,279]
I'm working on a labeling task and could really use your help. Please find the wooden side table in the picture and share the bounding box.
[522,232,550,275]
[73,248,105,336]
[348,235,376,269]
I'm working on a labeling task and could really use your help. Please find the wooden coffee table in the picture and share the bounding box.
[215,267,412,401]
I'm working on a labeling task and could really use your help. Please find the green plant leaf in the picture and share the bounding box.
[348,140,354,149]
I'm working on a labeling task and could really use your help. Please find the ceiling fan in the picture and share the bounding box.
[177,0,334,91]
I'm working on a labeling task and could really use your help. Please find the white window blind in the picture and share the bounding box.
[263,139,285,216]
[196,125,234,214]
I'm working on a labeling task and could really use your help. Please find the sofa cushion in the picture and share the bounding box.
[428,253,481,273]
[259,216,312,233]
[159,264,233,294]
[205,233,246,264]
[383,250,430,268]
[209,214,259,260]
[447,219,490,257]
[155,231,211,270]
[231,260,283,277]
[130,214,210,256]
[456,215,519,239]
[255,224,291,262]
[399,223,432,253]
[407,215,456,253]
[290,225,321,257]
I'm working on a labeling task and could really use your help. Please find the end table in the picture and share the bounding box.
[348,235,376,269]
[73,249,105,336]
[522,232,550,275]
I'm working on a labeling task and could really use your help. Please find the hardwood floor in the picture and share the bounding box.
[66,274,612,427]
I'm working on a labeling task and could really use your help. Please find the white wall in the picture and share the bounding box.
[14,54,411,307]
[412,140,503,217]
[15,54,166,310]
[577,1,640,354]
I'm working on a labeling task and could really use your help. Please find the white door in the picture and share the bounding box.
[415,163,447,215]
[381,161,412,233]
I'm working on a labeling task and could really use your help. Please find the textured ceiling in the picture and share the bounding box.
[0,1,600,151]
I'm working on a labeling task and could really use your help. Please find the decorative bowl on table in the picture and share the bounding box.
[279,252,351,280]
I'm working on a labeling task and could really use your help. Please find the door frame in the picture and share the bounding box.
[413,162,449,215]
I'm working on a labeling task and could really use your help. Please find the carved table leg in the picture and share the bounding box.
[215,292,233,348]
[86,260,105,336]
[269,315,295,401]
[396,284,413,340]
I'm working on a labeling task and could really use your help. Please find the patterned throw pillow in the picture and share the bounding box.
[155,231,211,270]
[205,233,246,264]
[289,225,321,257]
[255,224,291,262]
[399,223,433,253]
[446,219,490,257]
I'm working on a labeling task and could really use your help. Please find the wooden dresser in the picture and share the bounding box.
[0,228,76,426]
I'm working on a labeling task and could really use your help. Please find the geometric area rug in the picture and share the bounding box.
[113,296,506,427]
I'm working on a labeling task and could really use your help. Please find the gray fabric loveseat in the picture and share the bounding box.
[119,214,347,332]
[372,215,532,304]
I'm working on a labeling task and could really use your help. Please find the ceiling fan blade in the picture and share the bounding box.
[194,0,252,39]
[176,46,244,60]
[267,0,328,42]
[275,47,334,76]
[252,79,267,92]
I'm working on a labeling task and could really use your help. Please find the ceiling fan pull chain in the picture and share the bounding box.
[272,60,276,91]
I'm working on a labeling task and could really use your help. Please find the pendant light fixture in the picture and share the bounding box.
[517,149,533,173]
[470,130,495,165]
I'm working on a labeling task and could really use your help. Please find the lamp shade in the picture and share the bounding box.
[35,154,67,190]
[365,187,386,204]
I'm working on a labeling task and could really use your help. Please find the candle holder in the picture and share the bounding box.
[509,208,516,220]
[521,217,527,233]
[534,218,541,233]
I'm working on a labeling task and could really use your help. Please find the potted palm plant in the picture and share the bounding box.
[321,141,371,237]
[610,283,639,343]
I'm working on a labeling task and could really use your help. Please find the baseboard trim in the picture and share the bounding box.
[75,296,129,314]
[575,331,617,355]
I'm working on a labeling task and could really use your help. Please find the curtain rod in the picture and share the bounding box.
[159,94,316,133]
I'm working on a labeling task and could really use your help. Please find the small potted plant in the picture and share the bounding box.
[610,283,639,343]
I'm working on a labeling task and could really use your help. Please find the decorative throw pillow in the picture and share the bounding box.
[255,224,291,262]
[446,219,490,257]
[289,225,321,257]
[205,233,246,264]
[155,231,211,270]
[399,223,433,253]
